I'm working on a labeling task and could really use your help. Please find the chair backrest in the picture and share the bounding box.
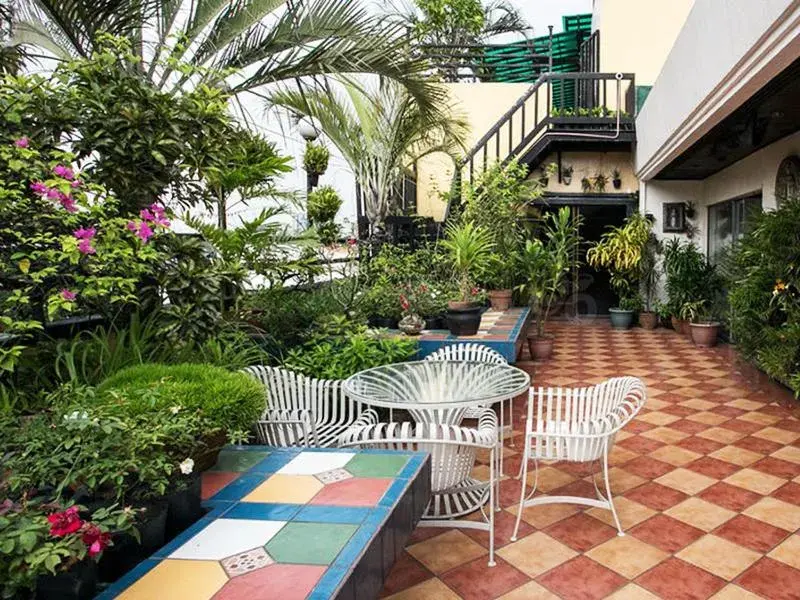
[241,365,346,420]
[339,421,494,493]
[255,409,319,447]
[424,343,507,365]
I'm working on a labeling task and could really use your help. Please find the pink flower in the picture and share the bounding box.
[61,289,76,301]
[46,187,61,200]
[139,209,154,222]
[81,525,111,557]
[346,237,357,246]
[149,203,165,218]
[136,222,153,242]
[53,165,75,180]
[77,239,96,255]
[71,180,81,189]
[30,182,48,195]
[47,506,82,537]
[59,194,77,213]
[73,227,96,240]
[14,137,29,148]
[126,221,138,232]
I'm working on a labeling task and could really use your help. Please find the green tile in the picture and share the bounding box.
[210,450,269,472]
[345,454,409,478]
[266,522,357,565]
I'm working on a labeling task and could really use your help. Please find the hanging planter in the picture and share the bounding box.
[562,166,573,186]
[303,142,329,186]
[612,169,622,189]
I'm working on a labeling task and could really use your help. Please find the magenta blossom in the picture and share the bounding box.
[77,239,96,255]
[126,221,137,232]
[71,180,81,189]
[149,203,165,218]
[73,227,96,240]
[53,165,75,180]
[139,208,154,221]
[59,194,78,213]
[46,187,61,200]
[14,137,29,148]
[30,181,48,195]
[136,222,154,242]
[61,289,77,301]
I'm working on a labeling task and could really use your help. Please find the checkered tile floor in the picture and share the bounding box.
[380,322,800,600]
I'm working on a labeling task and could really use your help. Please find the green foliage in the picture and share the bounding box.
[307,186,343,244]
[97,363,263,433]
[662,238,719,316]
[516,207,582,336]
[441,221,494,301]
[727,197,800,393]
[284,323,417,380]
[639,228,662,312]
[303,143,331,175]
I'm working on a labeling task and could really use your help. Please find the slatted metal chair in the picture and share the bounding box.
[511,376,646,540]
[243,365,378,448]
[339,409,500,566]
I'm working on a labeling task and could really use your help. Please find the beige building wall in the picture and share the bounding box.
[537,151,636,195]
[416,83,531,220]
[594,0,695,85]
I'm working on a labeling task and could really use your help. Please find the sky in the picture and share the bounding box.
[502,0,593,37]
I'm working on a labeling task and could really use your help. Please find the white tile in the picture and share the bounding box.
[170,519,286,560]
[278,451,356,475]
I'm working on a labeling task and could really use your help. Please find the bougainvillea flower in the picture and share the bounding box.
[61,289,77,301]
[149,203,165,218]
[126,221,138,232]
[81,525,111,557]
[59,194,78,213]
[30,182,48,195]
[77,239,96,255]
[47,506,82,537]
[53,165,75,180]
[71,180,81,189]
[136,222,154,242]
[14,137,29,148]
[73,227,96,240]
[46,187,61,200]
[139,208,154,221]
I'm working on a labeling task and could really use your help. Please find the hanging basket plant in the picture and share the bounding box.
[303,142,330,177]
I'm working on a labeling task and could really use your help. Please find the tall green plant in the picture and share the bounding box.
[662,238,717,316]
[440,221,494,302]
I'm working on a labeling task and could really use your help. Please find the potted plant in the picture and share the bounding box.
[538,162,557,187]
[663,239,713,336]
[517,207,582,360]
[562,165,574,186]
[307,185,342,245]
[638,228,662,329]
[581,177,593,193]
[593,172,609,192]
[397,284,425,335]
[484,252,518,311]
[587,212,652,330]
[440,221,494,336]
[681,300,721,347]
[303,142,330,187]
[612,169,622,189]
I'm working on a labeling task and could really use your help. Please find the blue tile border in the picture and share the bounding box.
[95,558,161,599]
[223,502,301,521]
[294,505,371,524]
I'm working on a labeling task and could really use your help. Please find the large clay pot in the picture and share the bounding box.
[487,289,512,311]
[671,316,690,335]
[527,335,554,360]
[609,308,635,330]
[445,302,482,336]
[690,322,720,347]
[639,312,658,330]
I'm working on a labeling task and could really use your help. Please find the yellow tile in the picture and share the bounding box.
[527,466,576,492]
[610,446,640,466]
[723,469,786,495]
[498,581,560,600]
[586,534,668,578]
[679,399,717,411]
[724,399,765,411]
[744,497,800,531]
[607,467,647,494]
[497,532,577,577]
[737,411,781,426]
[767,535,800,569]
[665,498,736,532]
[686,412,729,426]
[586,497,655,530]
[697,427,746,444]
[649,445,702,467]
[118,560,227,600]
[641,427,689,444]
[708,446,762,467]
[710,585,764,599]
[407,530,486,574]
[752,427,800,444]
[655,468,716,495]
[242,474,322,503]
[607,584,662,599]
[510,502,580,529]
[676,535,760,580]
[643,398,669,411]
[771,445,800,464]
[385,578,461,600]
[638,412,680,426]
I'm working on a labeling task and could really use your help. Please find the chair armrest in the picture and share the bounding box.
[261,408,314,424]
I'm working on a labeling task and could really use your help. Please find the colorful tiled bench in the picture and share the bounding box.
[98,446,431,600]
[413,307,530,363]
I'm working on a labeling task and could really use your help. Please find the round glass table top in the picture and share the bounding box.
[344,360,531,409]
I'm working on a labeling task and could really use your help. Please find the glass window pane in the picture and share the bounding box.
[708,201,733,261]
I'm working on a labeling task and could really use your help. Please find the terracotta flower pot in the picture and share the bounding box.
[671,316,690,335]
[639,312,658,330]
[487,289,512,311]
[527,334,553,361]
[690,322,720,347]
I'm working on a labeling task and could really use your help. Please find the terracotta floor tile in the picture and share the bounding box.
[773,481,800,505]
[686,456,740,479]
[723,468,786,495]
[708,445,762,467]
[752,456,800,479]
[697,427,746,444]
[625,481,689,511]
[462,508,534,550]
[686,412,730,426]
[544,513,618,552]
[668,419,713,435]
[440,556,530,600]
[635,557,726,600]
[708,585,763,600]
[380,552,433,598]
[743,497,800,531]
[586,497,656,530]
[677,436,726,455]
[623,455,675,479]
[665,497,737,532]
[698,482,762,512]
[618,435,666,454]
[650,445,704,467]
[679,399,718,411]
[655,468,717,495]
[406,530,487,574]
[734,435,783,454]
[675,534,761,580]
[384,578,461,600]
[629,514,705,553]
[511,501,580,529]
[496,532,577,578]
[641,426,690,444]
[638,411,681,426]
[585,534,669,579]
[767,535,800,570]
[607,467,647,494]
[607,584,662,599]
[537,556,627,600]
[497,581,559,600]
[737,557,800,600]
[752,427,800,445]
[713,513,790,554]
[771,445,800,464]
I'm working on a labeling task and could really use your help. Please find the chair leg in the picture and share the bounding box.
[509,397,515,447]
[498,402,505,478]
[602,442,624,536]
[511,454,537,541]
[488,447,496,567]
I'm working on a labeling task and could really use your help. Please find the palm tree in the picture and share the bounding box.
[0,3,28,74]
[271,78,469,236]
[11,0,440,108]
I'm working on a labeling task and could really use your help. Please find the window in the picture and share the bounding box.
[707,194,762,261]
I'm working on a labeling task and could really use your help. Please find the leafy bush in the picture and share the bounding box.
[303,142,330,175]
[97,364,263,432]
[307,185,342,224]
[728,197,800,392]
[284,325,417,380]
[662,239,719,316]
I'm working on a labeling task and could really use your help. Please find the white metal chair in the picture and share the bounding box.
[339,409,500,566]
[511,377,646,540]
[242,366,378,448]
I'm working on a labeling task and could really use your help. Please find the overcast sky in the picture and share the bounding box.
[514,0,593,37]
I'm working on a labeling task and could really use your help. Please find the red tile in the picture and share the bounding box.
[773,418,800,432]
[773,481,800,506]
[406,526,444,546]
[626,420,657,434]
[737,558,800,600]
[719,419,765,434]
[677,436,725,455]
[685,456,740,479]
[550,479,599,498]
[629,514,705,554]
[462,509,535,550]
[440,556,530,600]
[379,552,433,598]
[636,557,725,600]
[713,514,790,553]
[661,405,700,418]
[698,482,762,512]
[618,435,666,454]
[669,419,711,435]
[710,406,744,418]
[544,513,617,552]
[201,471,240,500]
[537,556,626,600]
[625,482,688,511]
[309,478,393,506]
[735,436,782,454]
[624,456,675,479]
[213,564,326,600]
[752,456,800,479]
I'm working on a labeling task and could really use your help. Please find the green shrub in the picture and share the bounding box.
[307,185,342,224]
[97,363,263,432]
[303,142,330,175]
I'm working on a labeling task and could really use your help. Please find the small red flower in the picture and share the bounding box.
[47,506,83,537]
[470,287,479,296]
[419,284,429,293]
[399,294,410,312]
[346,237,357,247]
[81,524,111,557]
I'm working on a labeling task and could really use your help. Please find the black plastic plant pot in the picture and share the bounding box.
[138,502,169,553]
[368,316,399,329]
[445,306,482,336]
[36,559,97,600]
[423,315,444,330]
[307,172,320,188]
[613,179,622,189]
[43,315,107,339]
[165,476,203,539]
